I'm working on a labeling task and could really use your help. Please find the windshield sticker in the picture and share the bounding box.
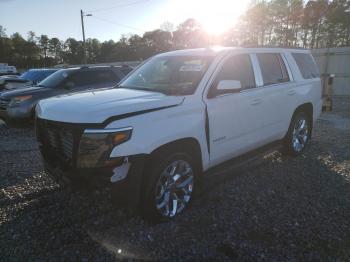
[179,64,204,72]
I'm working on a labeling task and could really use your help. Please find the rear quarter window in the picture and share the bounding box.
[292,53,320,79]
[257,53,290,86]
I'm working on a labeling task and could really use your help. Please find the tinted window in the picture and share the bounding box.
[120,67,132,76]
[257,53,290,86]
[67,71,92,86]
[292,53,320,79]
[209,54,255,97]
[68,70,119,87]
[95,70,119,83]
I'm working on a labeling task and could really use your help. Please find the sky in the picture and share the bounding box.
[0,0,251,42]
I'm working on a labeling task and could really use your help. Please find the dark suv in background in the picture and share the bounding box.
[0,69,58,92]
[0,65,132,124]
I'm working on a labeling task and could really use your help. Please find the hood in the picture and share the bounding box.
[37,88,184,124]
[1,85,48,98]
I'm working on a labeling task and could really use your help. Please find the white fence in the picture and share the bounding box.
[312,47,350,96]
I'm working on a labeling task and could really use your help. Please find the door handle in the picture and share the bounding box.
[288,90,296,96]
[250,98,262,105]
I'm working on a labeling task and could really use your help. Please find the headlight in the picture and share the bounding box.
[77,127,132,168]
[9,95,32,106]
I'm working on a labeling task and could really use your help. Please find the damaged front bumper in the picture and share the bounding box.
[36,118,148,213]
[44,154,148,214]
[43,154,147,188]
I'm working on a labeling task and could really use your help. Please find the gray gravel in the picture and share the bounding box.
[0,97,349,261]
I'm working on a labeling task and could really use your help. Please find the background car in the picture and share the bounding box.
[0,69,58,92]
[0,63,17,75]
[0,65,133,124]
[0,72,20,77]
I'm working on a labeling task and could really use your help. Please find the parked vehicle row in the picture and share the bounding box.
[0,65,132,124]
[35,47,322,222]
[0,69,58,92]
[0,63,17,76]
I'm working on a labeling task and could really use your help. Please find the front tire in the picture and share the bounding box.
[283,111,311,156]
[141,152,196,223]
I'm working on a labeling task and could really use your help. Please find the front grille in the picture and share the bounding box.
[61,130,74,158]
[36,118,84,168]
[45,128,74,159]
[0,98,10,110]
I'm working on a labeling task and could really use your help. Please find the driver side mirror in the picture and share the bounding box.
[217,80,241,93]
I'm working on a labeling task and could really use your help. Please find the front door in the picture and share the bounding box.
[204,54,266,166]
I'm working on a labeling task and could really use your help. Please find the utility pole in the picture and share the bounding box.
[80,10,92,64]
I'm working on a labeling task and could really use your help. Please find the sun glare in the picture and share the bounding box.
[168,0,249,35]
[198,0,248,34]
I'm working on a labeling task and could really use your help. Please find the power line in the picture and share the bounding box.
[90,15,146,32]
[87,0,150,13]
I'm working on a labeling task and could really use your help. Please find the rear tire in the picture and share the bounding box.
[141,151,197,223]
[283,111,311,156]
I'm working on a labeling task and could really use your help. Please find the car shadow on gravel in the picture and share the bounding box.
[1,141,349,261]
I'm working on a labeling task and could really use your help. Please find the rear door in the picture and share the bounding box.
[254,52,294,141]
[204,54,268,166]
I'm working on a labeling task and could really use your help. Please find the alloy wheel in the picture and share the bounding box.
[292,116,309,152]
[155,160,194,218]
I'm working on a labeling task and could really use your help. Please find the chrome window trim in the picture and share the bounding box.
[258,81,293,89]
[281,52,294,82]
[84,126,133,134]
[250,54,264,87]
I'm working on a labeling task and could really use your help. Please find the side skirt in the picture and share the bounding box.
[204,140,283,179]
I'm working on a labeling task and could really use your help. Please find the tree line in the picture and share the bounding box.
[0,0,349,69]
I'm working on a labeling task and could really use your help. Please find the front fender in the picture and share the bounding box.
[107,101,210,170]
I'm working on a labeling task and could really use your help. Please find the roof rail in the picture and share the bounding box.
[244,45,307,50]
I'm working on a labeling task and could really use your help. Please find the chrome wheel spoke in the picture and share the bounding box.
[168,164,177,177]
[173,174,181,182]
[176,176,193,189]
[164,202,170,217]
[170,196,178,217]
[155,159,194,218]
[292,116,309,152]
[156,191,170,209]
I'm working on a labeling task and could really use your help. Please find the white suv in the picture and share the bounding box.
[36,47,322,221]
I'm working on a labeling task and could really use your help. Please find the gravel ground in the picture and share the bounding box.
[0,97,349,261]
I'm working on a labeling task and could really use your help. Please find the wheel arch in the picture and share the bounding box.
[290,102,314,137]
[149,137,203,173]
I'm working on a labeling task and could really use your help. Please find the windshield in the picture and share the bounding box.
[37,69,73,88]
[20,70,56,83]
[119,56,213,95]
